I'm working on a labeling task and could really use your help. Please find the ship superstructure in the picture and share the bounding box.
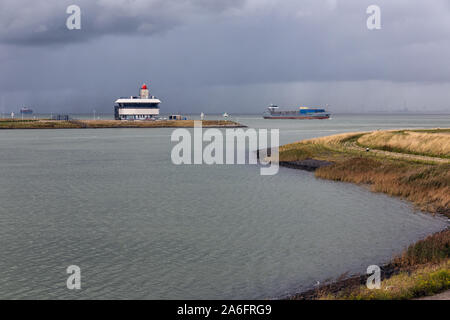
[263,105,330,119]
[20,107,33,114]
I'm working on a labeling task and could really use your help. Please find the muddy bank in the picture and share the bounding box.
[256,148,333,171]
[280,159,333,171]
[289,264,399,300]
[289,227,450,300]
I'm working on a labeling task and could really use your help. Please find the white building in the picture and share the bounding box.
[114,84,161,120]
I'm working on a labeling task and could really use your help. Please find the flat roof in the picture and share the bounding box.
[115,98,161,104]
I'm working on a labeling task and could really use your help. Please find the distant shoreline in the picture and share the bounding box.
[0,119,247,129]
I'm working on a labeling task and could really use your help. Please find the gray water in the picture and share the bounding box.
[0,114,448,299]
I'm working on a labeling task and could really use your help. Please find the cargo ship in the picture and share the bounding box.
[20,107,33,114]
[263,105,330,119]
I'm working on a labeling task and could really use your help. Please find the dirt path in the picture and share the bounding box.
[416,289,450,300]
[344,141,450,164]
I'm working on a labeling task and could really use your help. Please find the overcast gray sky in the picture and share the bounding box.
[1,0,450,114]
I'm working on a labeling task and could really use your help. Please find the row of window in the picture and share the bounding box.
[120,115,155,120]
[117,103,159,108]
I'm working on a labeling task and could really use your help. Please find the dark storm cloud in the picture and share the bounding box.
[1,0,450,113]
[0,0,245,45]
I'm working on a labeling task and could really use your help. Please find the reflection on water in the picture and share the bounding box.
[0,114,448,299]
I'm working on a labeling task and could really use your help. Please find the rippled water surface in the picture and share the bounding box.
[0,114,448,299]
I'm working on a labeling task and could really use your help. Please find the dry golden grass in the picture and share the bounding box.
[280,132,365,151]
[358,130,450,158]
[393,229,450,267]
[279,129,450,216]
[279,132,366,163]
[303,132,367,145]
[315,158,450,216]
[0,119,81,129]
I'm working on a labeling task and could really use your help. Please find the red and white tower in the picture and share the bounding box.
[140,83,149,99]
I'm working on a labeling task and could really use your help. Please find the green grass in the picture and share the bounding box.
[329,262,450,300]
[412,128,450,134]
[306,229,450,300]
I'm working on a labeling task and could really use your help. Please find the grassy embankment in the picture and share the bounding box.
[0,119,245,129]
[319,231,450,300]
[279,128,450,299]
